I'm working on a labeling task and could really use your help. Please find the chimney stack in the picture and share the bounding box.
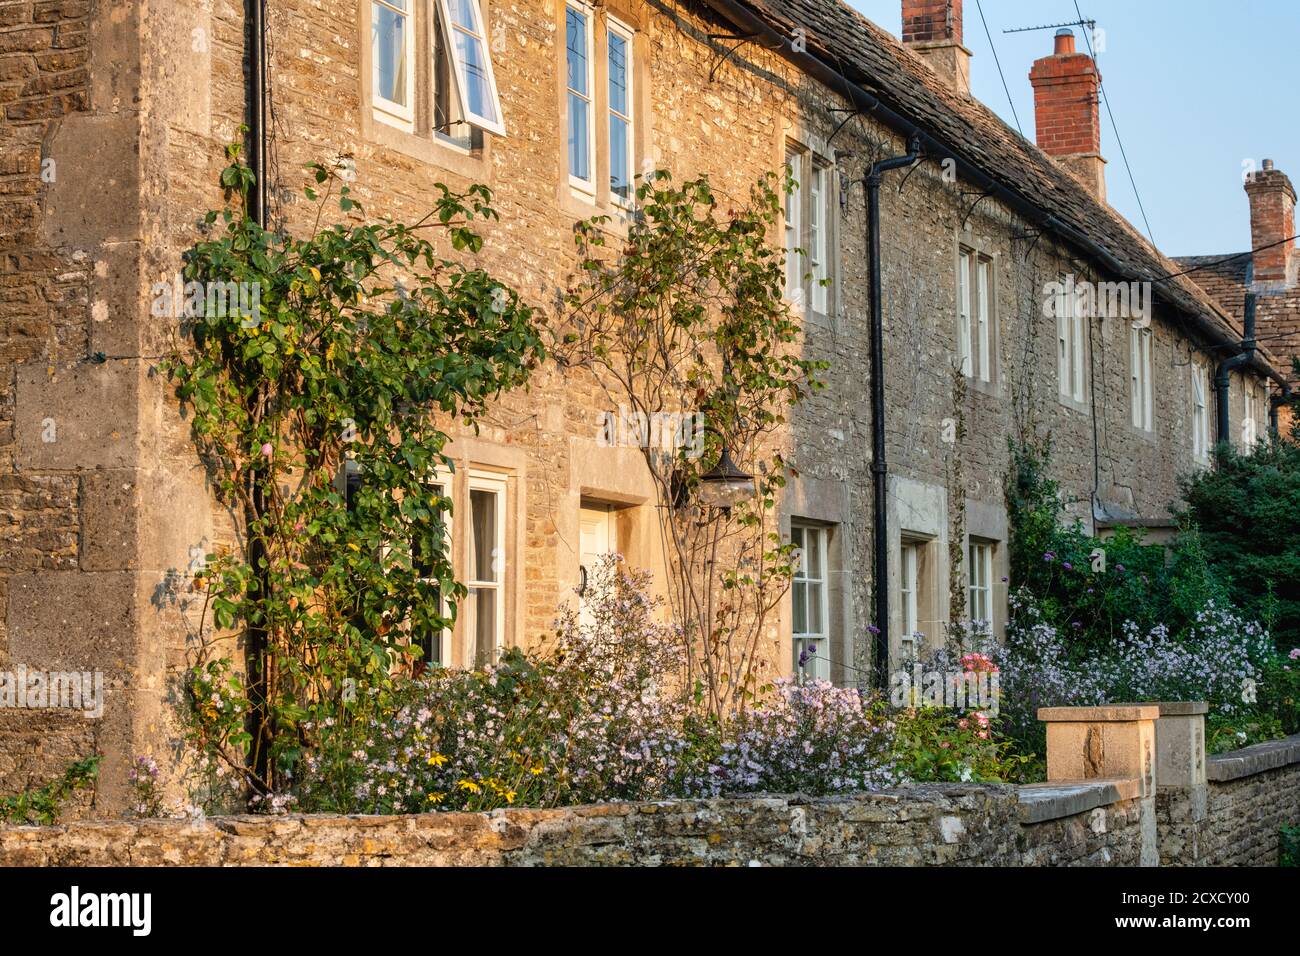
[1245,159,1296,287]
[901,0,971,95]
[1029,29,1106,201]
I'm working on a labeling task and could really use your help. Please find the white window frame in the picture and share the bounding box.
[784,147,803,305]
[791,524,830,682]
[465,470,507,667]
[809,162,830,314]
[606,16,635,208]
[976,257,991,382]
[565,2,597,194]
[900,540,921,650]
[957,248,973,376]
[1192,358,1209,461]
[1129,322,1154,431]
[1243,384,1259,448]
[967,539,993,627]
[435,0,506,136]
[371,0,416,128]
[1057,275,1084,402]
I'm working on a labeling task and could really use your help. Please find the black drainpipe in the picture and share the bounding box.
[246,0,271,787]
[248,0,270,228]
[866,136,922,690]
[1214,290,1256,452]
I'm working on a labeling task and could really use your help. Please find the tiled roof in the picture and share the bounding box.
[1171,254,1251,322]
[727,0,1283,374]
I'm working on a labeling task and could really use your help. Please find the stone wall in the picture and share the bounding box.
[0,782,1147,866]
[1158,735,1300,867]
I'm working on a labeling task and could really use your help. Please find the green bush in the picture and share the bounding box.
[1176,438,1300,650]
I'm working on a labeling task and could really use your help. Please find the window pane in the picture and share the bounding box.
[792,580,807,634]
[566,9,588,94]
[608,32,628,115]
[373,2,408,106]
[470,488,498,582]
[610,115,630,200]
[452,30,496,123]
[805,527,823,579]
[568,94,590,181]
[806,580,823,634]
[448,0,477,30]
[470,586,497,666]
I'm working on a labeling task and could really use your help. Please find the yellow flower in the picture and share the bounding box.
[457,779,481,794]
[426,753,448,767]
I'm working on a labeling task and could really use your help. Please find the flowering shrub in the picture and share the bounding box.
[295,558,693,813]
[682,680,899,796]
[996,588,1273,750]
[126,756,165,818]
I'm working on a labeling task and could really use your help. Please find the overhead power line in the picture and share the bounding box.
[974,0,1023,137]
[1074,0,1157,248]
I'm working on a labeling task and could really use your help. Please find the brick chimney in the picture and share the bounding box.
[1029,29,1106,201]
[1244,159,1296,287]
[902,0,971,96]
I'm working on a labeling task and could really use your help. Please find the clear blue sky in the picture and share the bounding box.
[846,0,1300,257]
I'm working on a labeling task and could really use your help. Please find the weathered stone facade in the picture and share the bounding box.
[0,0,1281,812]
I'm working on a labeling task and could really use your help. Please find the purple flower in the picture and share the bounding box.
[1062,562,1073,571]
[1115,563,1125,573]
[1043,552,1056,562]
[866,625,880,635]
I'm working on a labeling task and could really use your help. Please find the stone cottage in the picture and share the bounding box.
[0,0,1284,811]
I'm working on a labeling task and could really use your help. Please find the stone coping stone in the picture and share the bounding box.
[1207,733,1300,782]
[1037,705,1160,723]
[1016,778,1140,824]
[1153,701,1208,716]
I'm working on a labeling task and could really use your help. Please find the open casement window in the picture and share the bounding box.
[372,0,415,125]
[434,0,505,135]
[1191,360,1210,461]
[791,524,830,682]
[465,471,507,668]
[967,540,994,627]
[1056,274,1085,402]
[565,3,596,192]
[1129,323,1154,431]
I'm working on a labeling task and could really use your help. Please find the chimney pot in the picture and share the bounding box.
[1054,28,1075,54]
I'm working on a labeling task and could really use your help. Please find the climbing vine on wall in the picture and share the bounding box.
[164,139,544,795]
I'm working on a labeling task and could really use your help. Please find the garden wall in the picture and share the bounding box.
[0,781,1146,867]
[1158,735,1300,866]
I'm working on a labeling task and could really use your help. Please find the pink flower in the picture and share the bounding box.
[1289,648,1300,660]
[260,442,273,457]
